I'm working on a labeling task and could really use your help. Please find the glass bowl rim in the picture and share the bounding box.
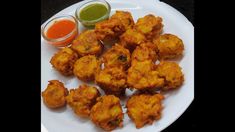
[75,0,111,24]
[41,15,78,42]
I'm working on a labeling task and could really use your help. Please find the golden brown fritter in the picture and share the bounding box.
[66,84,100,117]
[153,34,184,59]
[126,93,164,128]
[50,47,78,76]
[110,10,135,30]
[127,60,164,90]
[73,55,100,82]
[101,44,131,69]
[95,18,125,41]
[131,42,158,65]
[95,11,134,41]
[135,14,163,39]
[71,30,103,57]
[42,80,68,109]
[90,95,124,131]
[120,28,146,51]
[157,61,184,90]
[95,67,127,97]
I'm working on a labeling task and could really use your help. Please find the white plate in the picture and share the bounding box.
[41,0,194,131]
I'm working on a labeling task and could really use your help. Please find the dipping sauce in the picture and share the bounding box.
[41,15,78,47]
[79,4,108,21]
[75,0,110,28]
[47,20,76,39]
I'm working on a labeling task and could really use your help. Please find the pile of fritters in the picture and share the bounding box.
[42,10,185,130]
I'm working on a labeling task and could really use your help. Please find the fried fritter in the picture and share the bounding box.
[157,61,184,90]
[153,34,184,59]
[95,11,134,41]
[71,30,103,57]
[42,80,68,109]
[50,47,78,76]
[90,95,124,131]
[131,42,158,65]
[95,67,127,97]
[135,14,163,39]
[66,84,100,117]
[95,18,125,41]
[126,93,164,128]
[110,10,135,30]
[73,55,100,82]
[101,44,131,69]
[120,28,146,51]
[127,60,164,90]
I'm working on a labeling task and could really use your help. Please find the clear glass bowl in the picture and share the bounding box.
[75,0,111,28]
[41,15,79,47]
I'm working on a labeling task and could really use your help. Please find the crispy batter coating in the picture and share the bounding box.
[95,18,125,41]
[66,84,100,117]
[90,95,124,131]
[45,12,186,129]
[95,11,134,41]
[42,80,68,109]
[131,42,158,64]
[73,55,100,82]
[153,34,184,59]
[135,14,163,39]
[127,60,164,90]
[71,30,103,57]
[101,44,131,69]
[120,28,146,51]
[126,93,164,128]
[110,11,135,30]
[157,61,184,90]
[50,47,78,76]
[95,67,127,97]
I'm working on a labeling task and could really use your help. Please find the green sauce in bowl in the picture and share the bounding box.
[76,0,111,28]
[80,4,108,21]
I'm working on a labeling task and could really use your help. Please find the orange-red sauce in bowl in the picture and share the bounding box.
[46,20,76,39]
[42,15,78,47]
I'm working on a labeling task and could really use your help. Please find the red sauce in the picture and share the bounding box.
[46,19,78,47]
[47,20,76,39]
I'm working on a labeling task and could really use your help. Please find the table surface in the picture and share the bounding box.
[41,0,195,131]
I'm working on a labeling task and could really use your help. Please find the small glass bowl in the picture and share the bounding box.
[41,15,78,47]
[75,0,111,28]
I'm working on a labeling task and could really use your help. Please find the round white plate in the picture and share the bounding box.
[41,0,194,131]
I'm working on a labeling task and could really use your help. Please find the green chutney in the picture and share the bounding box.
[79,3,108,21]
